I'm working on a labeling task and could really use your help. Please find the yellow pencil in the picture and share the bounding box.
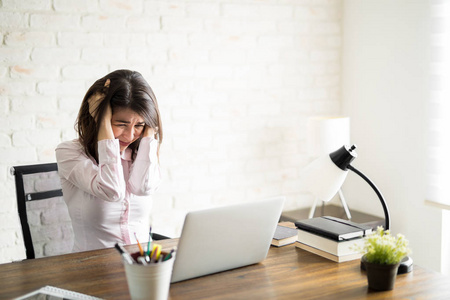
[151,244,162,262]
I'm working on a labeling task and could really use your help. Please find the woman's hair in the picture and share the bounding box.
[76,69,162,163]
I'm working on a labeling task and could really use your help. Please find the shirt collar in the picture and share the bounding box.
[121,148,132,161]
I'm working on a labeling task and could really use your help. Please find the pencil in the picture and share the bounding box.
[134,232,144,256]
[151,244,161,262]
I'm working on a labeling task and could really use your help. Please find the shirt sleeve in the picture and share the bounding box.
[127,137,161,196]
[56,139,126,202]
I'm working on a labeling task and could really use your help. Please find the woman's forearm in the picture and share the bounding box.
[98,116,115,141]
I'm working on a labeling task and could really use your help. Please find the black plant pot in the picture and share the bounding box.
[362,255,401,291]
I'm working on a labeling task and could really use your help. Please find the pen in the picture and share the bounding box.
[134,232,144,256]
[114,243,134,265]
[137,256,148,265]
[146,226,153,257]
[163,248,176,261]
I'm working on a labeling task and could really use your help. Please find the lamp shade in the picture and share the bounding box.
[300,145,357,202]
[299,155,348,202]
[307,116,350,157]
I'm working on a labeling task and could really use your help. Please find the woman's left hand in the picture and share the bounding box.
[143,126,158,139]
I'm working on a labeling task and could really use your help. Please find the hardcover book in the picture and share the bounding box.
[296,229,364,256]
[271,225,297,247]
[295,241,363,263]
[294,216,372,241]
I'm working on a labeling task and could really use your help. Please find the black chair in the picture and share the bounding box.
[11,163,72,259]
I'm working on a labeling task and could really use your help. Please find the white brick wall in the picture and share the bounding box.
[0,0,342,263]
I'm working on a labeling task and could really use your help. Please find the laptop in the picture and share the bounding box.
[170,197,285,283]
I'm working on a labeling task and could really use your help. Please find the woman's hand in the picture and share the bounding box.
[92,79,115,141]
[143,126,158,139]
[88,79,110,122]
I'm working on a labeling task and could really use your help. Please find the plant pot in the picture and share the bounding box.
[362,255,401,291]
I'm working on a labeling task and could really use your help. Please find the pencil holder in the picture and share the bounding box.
[123,252,174,300]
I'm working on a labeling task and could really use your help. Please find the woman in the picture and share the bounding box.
[56,69,162,252]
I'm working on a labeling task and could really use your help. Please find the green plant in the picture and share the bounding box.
[359,227,411,265]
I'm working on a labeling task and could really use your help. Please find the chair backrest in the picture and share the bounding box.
[11,163,74,259]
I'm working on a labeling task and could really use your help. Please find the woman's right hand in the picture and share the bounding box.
[88,79,110,122]
[90,79,115,141]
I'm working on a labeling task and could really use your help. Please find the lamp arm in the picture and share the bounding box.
[347,164,391,230]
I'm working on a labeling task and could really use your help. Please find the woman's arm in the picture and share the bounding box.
[127,129,161,196]
[56,139,126,202]
[89,78,115,141]
[56,79,125,202]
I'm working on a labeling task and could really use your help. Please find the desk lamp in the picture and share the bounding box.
[299,144,413,273]
[307,116,351,219]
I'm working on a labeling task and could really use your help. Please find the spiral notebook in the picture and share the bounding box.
[14,285,102,300]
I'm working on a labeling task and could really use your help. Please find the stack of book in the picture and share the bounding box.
[294,216,373,263]
[271,225,298,247]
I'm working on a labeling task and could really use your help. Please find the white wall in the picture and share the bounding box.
[0,0,342,263]
[342,0,443,272]
[2,0,445,274]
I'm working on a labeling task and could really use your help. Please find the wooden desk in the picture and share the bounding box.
[0,238,449,299]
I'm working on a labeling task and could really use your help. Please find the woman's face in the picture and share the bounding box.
[111,107,145,152]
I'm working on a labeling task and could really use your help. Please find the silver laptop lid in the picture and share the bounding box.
[171,197,284,283]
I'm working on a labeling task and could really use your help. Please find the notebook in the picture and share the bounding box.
[170,197,285,283]
[14,285,102,300]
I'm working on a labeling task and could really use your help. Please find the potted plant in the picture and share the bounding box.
[358,226,411,291]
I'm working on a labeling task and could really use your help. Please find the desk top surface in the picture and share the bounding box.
[1,230,449,299]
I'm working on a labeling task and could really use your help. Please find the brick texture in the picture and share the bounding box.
[0,0,342,263]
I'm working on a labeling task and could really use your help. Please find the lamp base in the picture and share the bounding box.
[360,256,413,274]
